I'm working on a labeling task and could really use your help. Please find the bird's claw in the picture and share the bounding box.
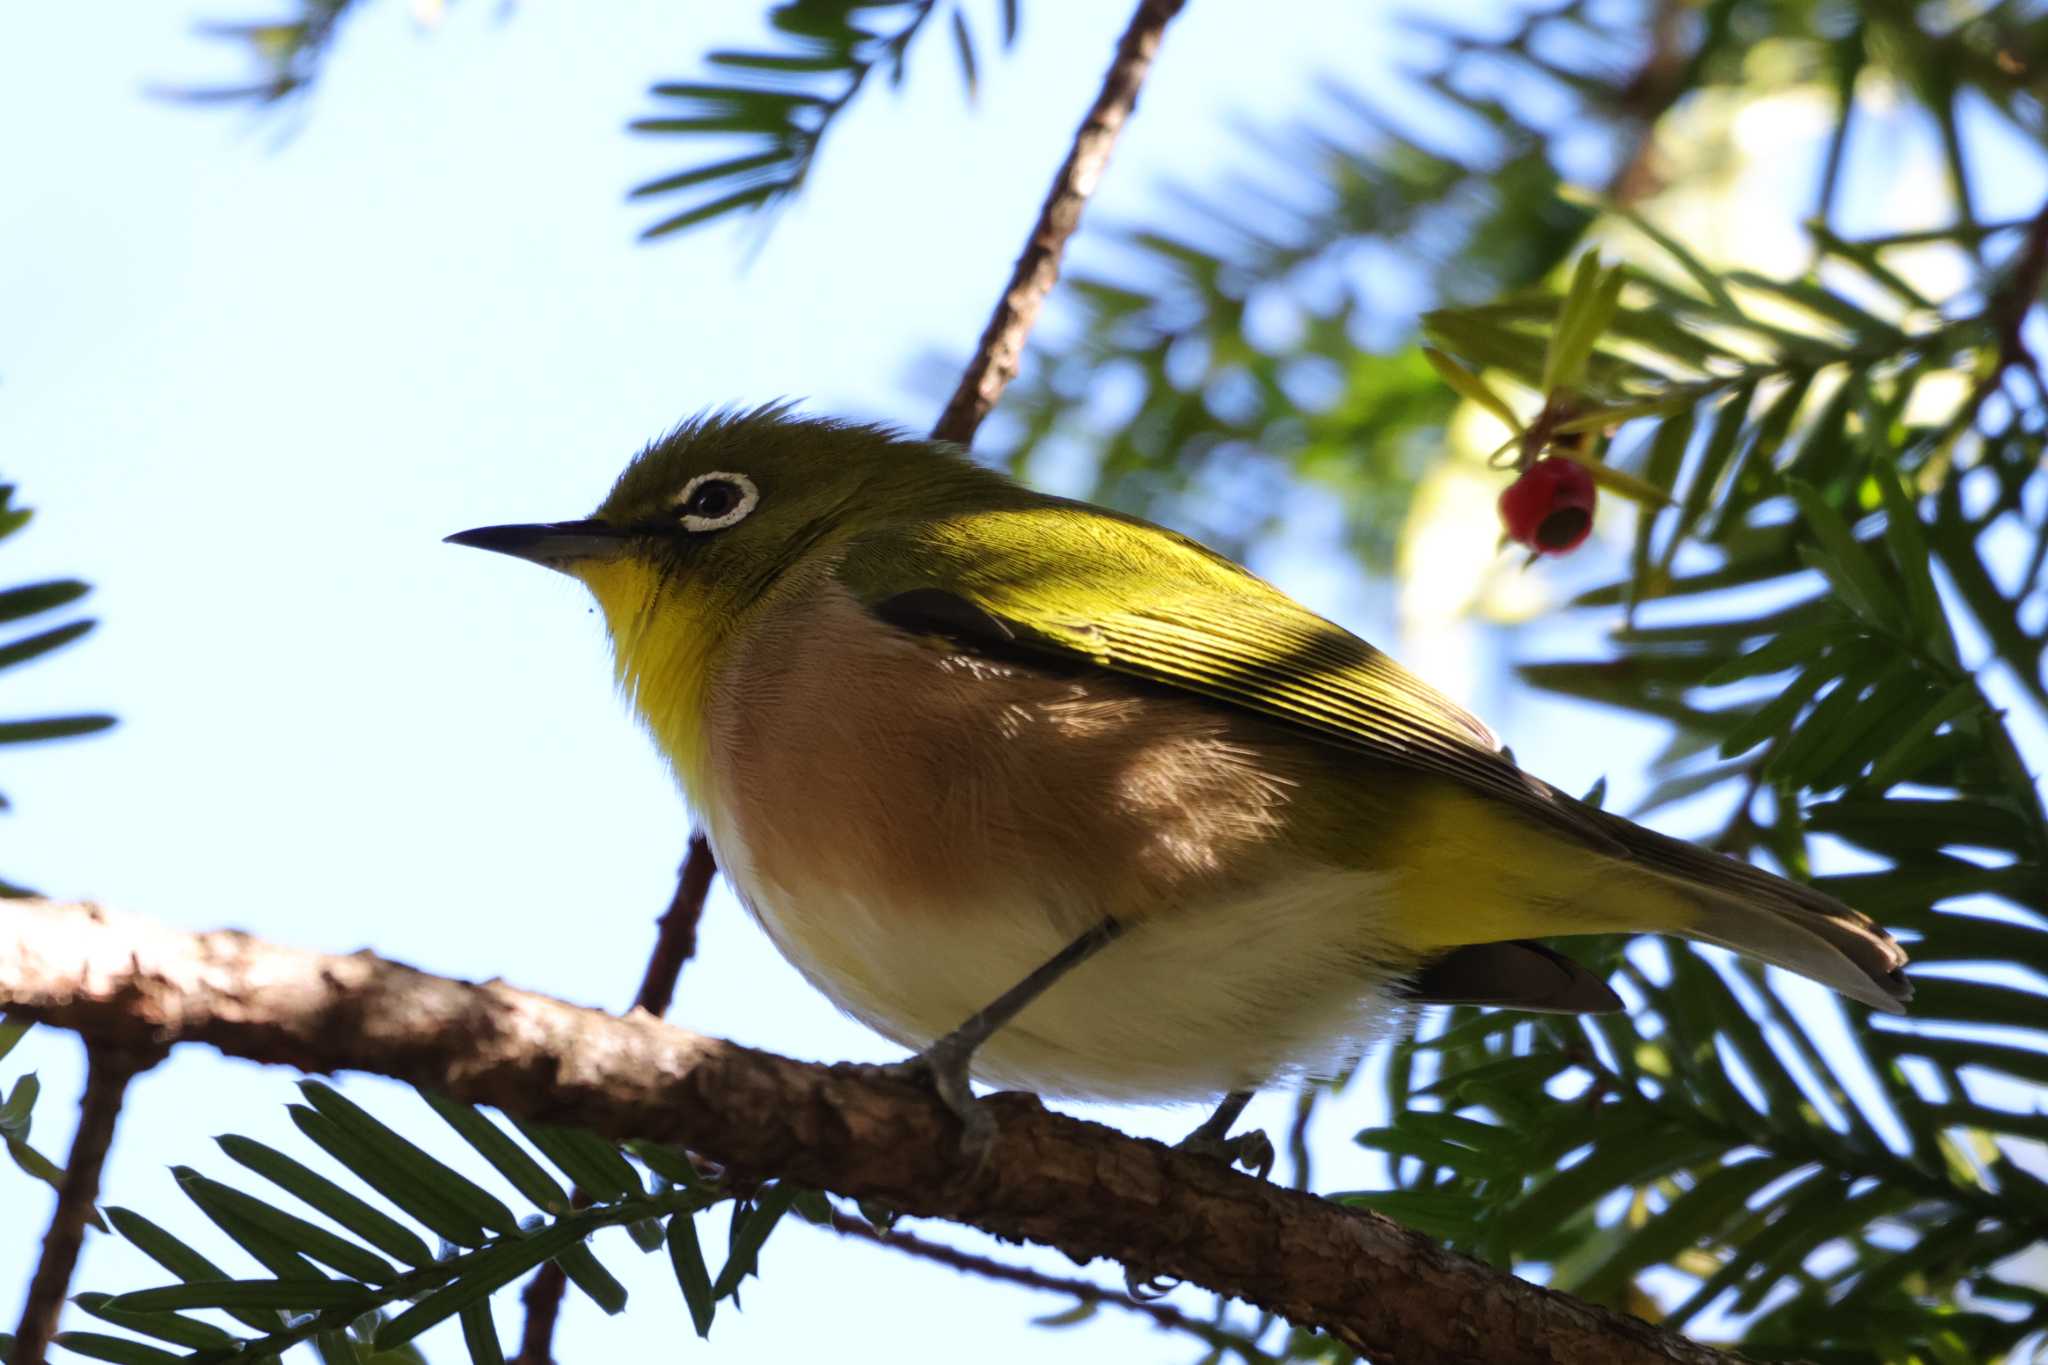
[857,1041,997,1171]
[1176,1126,1276,1182]
[1124,1267,1178,1299]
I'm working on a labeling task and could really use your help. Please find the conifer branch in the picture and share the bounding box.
[516,831,719,1361]
[2,900,1756,1365]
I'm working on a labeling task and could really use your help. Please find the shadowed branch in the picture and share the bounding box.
[9,1040,159,1365]
[2,900,1757,1365]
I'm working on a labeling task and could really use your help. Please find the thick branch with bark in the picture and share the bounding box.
[1,901,1752,1365]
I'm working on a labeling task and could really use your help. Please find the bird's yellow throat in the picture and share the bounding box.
[574,555,727,801]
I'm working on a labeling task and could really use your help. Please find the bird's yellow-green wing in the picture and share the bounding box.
[836,497,1623,854]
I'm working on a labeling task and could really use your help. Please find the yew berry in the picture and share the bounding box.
[1499,457,1597,555]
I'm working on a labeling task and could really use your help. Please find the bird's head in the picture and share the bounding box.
[446,404,1012,783]
[449,404,933,591]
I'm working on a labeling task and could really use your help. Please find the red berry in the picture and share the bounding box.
[1499,457,1597,555]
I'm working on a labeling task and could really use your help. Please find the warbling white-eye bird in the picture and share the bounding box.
[448,405,1910,1170]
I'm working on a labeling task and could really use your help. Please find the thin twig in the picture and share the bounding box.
[1601,0,1695,209]
[512,1260,567,1365]
[518,833,719,1360]
[10,1040,159,1365]
[542,8,1170,1356]
[532,9,1176,1355]
[1939,194,2048,448]
[634,832,718,1018]
[1986,197,2048,383]
[1287,1084,1317,1193]
[832,1217,1276,1363]
[930,0,1186,446]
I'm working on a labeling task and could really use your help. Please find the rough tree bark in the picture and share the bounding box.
[2,901,1754,1365]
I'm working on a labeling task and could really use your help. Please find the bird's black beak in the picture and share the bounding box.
[444,520,630,573]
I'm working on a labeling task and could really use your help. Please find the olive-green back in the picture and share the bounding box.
[835,497,1622,855]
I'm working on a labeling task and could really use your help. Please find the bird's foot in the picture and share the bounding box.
[1125,1267,1177,1300]
[855,1038,996,1170]
[1176,1126,1276,1182]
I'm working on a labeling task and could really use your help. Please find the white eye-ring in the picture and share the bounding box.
[670,471,759,533]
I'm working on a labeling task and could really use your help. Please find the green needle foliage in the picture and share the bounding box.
[1,479,113,1215]
[61,1080,824,1364]
[1359,223,2048,1358]
[165,5,359,106]
[629,0,1018,239]
[0,481,114,891]
[989,2,2048,1360]
[79,1,2048,1360]
[0,1019,104,1227]
[177,1,1019,238]
[975,0,1711,569]
[977,88,1592,569]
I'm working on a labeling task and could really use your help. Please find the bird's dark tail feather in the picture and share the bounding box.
[1580,799,1912,1013]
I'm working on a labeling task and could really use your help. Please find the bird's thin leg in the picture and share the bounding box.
[870,917,1124,1159]
[1183,1089,1254,1146]
[1177,1088,1275,1179]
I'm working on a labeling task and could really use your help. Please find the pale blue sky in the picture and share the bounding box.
[5,3,2045,1363]
[0,5,1417,1361]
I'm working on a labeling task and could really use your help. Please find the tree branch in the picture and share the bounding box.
[1934,193,2048,457]
[1,900,1756,1365]
[633,832,717,1019]
[10,1037,159,1365]
[512,1252,568,1365]
[930,0,1186,446]
[515,832,720,1361]
[1604,0,1690,208]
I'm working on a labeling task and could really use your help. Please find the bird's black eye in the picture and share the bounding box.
[671,471,759,531]
[683,480,739,519]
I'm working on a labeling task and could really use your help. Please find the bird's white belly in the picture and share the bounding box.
[707,812,1409,1103]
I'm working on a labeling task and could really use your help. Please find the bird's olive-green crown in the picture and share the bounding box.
[594,404,1023,584]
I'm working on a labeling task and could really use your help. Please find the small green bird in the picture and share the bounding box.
[450,406,1909,1165]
